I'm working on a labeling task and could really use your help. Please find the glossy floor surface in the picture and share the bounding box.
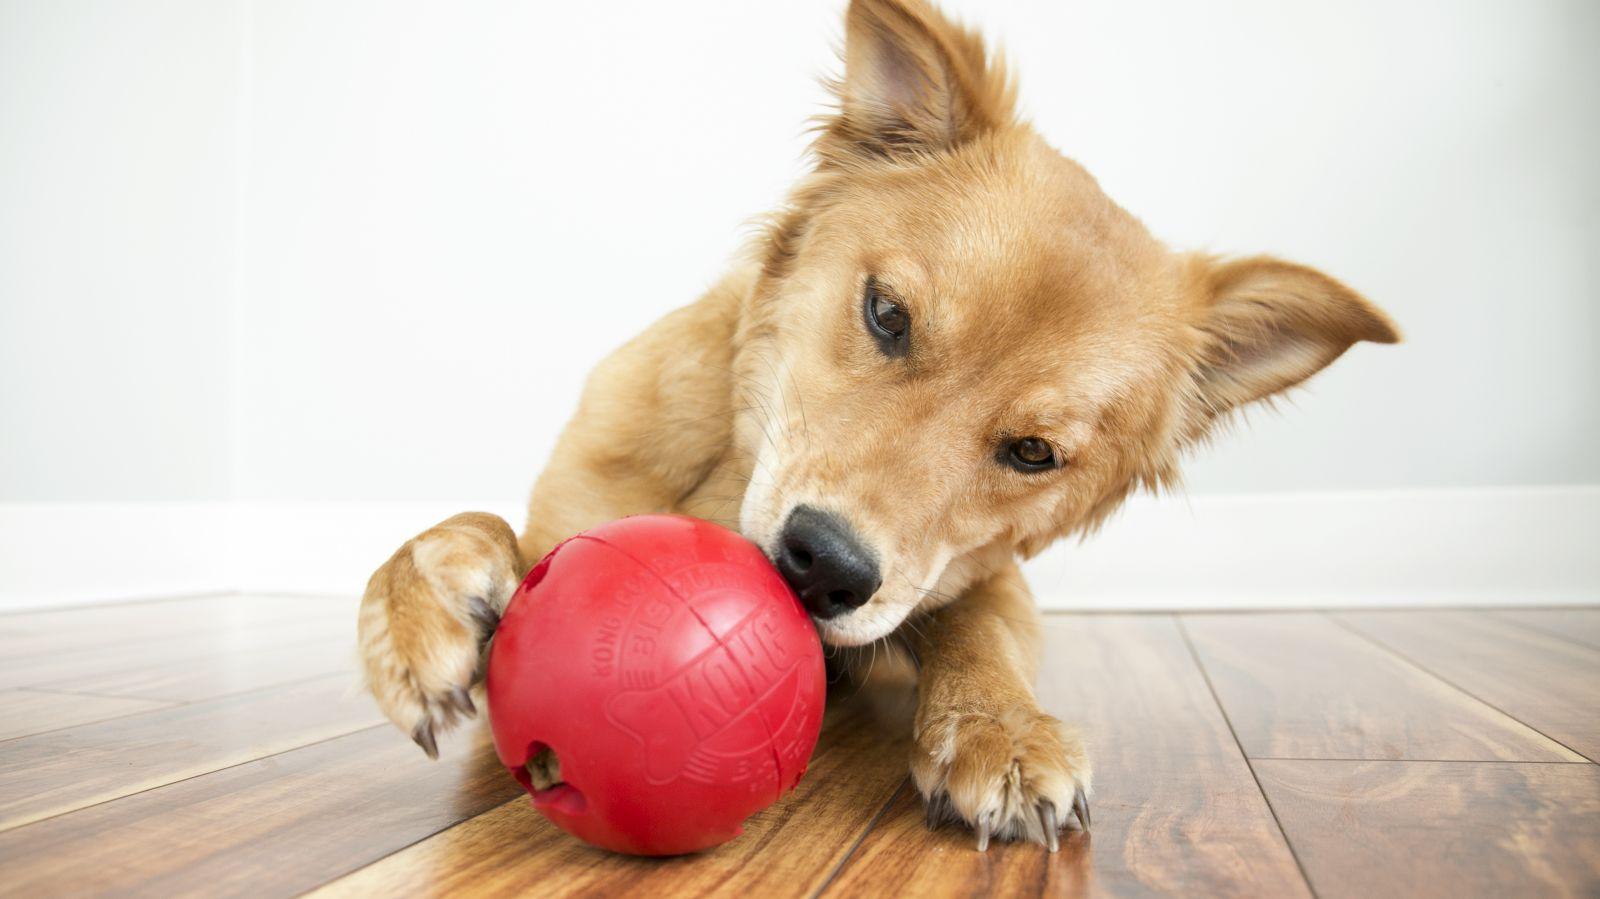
[0,595,1596,897]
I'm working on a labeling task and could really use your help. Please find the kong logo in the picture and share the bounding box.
[605,594,816,789]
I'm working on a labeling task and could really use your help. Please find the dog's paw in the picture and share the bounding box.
[911,705,1091,852]
[357,512,522,757]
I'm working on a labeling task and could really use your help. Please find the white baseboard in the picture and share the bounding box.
[225,500,527,598]
[1022,485,1600,609]
[2,488,1595,612]
[0,500,523,612]
[0,502,233,611]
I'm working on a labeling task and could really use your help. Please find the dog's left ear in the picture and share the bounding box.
[1182,255,1400,436]
[820,0,1016,165]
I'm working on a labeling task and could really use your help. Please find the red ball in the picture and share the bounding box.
[487,514,827,856]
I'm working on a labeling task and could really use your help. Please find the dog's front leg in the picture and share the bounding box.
[908,565,1091,851]
[358,279,747,756]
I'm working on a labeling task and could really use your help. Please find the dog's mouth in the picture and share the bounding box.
[794,583,917,648]
[811,611,892,648]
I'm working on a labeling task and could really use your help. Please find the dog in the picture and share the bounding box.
[357,0,1399,850]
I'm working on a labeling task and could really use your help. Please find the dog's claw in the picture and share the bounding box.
[412,720,439,759]
[450,687,476,717]
[1039,801,1060,852]
[975,819,991,852]
[1072,786,1091,831]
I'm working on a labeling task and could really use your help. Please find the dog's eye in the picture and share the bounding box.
[1006,437,1057,471]
[863,279,909,357]
[871,295,908,336]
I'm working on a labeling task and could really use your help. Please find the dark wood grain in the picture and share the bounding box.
[820,616,1310,898]
[1336,611,1600,761]
[4,596,1597,899]
[311,685,915,899]
[0,673,380,830]
[0,724,519,898]
[1256,760,1600,899]
[0,689,171,741]
[1490,608,1600,651]
[818,785,1095,898]
[1184,613,1580,761]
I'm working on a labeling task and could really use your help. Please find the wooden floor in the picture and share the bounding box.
[1,596,1597,897]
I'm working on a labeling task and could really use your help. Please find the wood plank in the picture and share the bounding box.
[0,724,519,898]
[0,689,171,742]
[0,673,381,830]
[821,616,1309,898]
[1184,613,1580,762]
[1255,760,1600,899]
[42,635,356,702]
[821,785,1096,897]
[0,593,353,660]
[310,685,915,899]
[0,612,353,691]
[1490,608,1600,651]
[1336,611,1600,761]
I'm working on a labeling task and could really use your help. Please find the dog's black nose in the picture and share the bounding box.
[774,505,881,619]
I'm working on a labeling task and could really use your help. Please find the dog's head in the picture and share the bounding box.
[734,0,1398,646]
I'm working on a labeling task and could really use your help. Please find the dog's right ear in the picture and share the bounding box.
[1178,254,1401,441]
[818,0,1016,165]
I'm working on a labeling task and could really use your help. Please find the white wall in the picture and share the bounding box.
[1,0,240,500]
[2,1,1598,607]
[233,1,838,501]
[231,0,1600,501]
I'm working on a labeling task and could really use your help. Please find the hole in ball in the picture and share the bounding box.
[517,743,588,816]
[526,744,563,791]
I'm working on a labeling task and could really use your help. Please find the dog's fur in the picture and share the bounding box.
[358,0,1398,848]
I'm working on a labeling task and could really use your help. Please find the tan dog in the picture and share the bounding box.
[358,0,1398,850]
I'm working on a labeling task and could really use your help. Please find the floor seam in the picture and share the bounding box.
[8,685,191,702]
[0,695,179,743]
[289,797,528,898]
[0,722,391,836]
[0,670,361,747]
[809,777,909,899]
[1481,610,1600,654]
[8,662,355,706]
[1325,613,1597,764]
[0,617,356,667]
[1175,615,1320,899]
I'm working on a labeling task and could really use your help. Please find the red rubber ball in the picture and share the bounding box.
[487,514,827,856]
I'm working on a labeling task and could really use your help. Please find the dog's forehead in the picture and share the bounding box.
[978,326,1163,427]
[871,144,1169,321]
[880,164,1174,365]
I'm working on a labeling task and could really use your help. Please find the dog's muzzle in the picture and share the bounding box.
[772,505,881,619]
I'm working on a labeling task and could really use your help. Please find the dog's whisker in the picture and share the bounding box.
[754,352,796,438]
